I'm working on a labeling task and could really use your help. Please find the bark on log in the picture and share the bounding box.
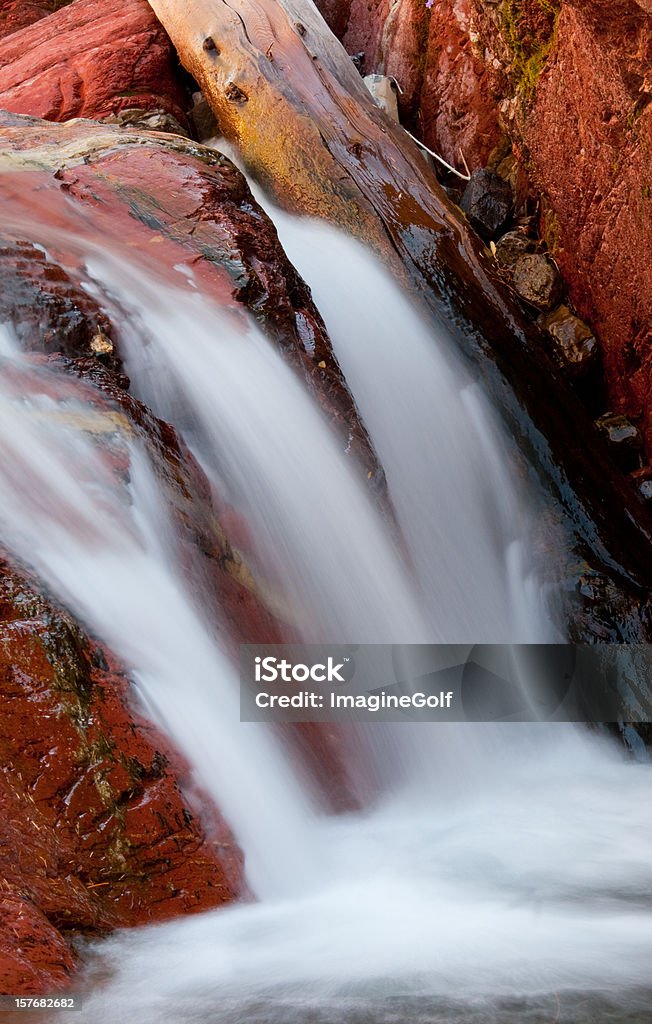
[148,0,652,615]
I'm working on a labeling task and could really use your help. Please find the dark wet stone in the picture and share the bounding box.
[494,230,535,272]
[460,168,513,240]
[513,253,563,311]
[189,91,219,141]
[350,51,365,74]
[0,236,119,366]
[540,304,599,377]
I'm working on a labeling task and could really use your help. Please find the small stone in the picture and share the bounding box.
[103,107,189,138]
[540,305,598,377]
[350,52,365,75]
[189,91,219,141]
[363,74,399,122]
[630,467,652,501]
[512,253,563,311]
[90,326,113,356]
[493,230,535,272]
[460,168,513,240]
[595,413,642,450]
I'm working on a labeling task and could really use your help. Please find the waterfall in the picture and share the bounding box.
[0,329,320,898]
[0,196,651,1021]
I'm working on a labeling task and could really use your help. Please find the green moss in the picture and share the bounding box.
[501,0,561,104]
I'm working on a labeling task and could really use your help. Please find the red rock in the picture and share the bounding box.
[0,551,243,994]
[522,1,652,451]
[0,1,68,41]
[0,237,116,363]
[0,0,187,124]
[418,0,502,168]
[449,0,652,449]
[340,0,388,77]
[0,895,75,996]
[316,0,501,169]
[317,0,352,41]
[328,0,652,458]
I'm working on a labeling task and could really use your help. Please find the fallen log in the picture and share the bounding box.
[147,0,652,625]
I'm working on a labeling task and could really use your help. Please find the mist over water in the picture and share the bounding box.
[0,190,651,1021]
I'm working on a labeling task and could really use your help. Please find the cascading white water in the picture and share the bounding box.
[206,140,550,646]
[83,254,431,646]
[1,189,652,1021]
[0,328,322,898]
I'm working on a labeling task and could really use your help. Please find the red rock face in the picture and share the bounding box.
[317,0,502,169]
[523,1,652,450]
[0,1,72,41]
[317,0,352,40]
[327,0,652,455]
[0,0,187,123]
[0,553,243,995]
[418,0,502,167]
[341,0,388,74]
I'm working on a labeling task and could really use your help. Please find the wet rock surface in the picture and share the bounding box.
[494,229,535,272]
[0,111,377,480]
[512,253,563,312]
[0,237,118,368]
[0,548,243,994]
[461,168,513,239]
[540,305,598,377]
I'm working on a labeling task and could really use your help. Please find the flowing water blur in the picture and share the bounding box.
[0,189,651,1020]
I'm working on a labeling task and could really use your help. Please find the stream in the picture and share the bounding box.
[0,180,651,1020]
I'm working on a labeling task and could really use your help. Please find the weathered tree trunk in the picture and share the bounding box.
[148,0,652,620]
